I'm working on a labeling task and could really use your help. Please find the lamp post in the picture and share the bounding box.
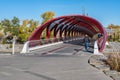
[12,36,17,55]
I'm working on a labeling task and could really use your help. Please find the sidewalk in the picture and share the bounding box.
[0,52,112,80]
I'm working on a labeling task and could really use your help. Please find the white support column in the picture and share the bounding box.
[21,41,29,53]
[94,40,101,55]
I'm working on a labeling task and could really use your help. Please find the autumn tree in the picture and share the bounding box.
[1,16,20,36]
[18,20,39,42]
[41,11,55,24]
[0,22,2,30]
[40,11,55,39]
[11,16,20,36]
[28,19,39,33]
[0,16,41,43]
[107,24,120,41]
[0,31,4,41]
[1,19,11,34]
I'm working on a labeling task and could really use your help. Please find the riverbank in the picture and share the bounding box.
[89,42,120,80]
[0,44,23,54]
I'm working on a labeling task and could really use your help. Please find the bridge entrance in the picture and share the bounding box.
[21,15,107,54]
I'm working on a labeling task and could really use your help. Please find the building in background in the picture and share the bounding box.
[106,25,120,41]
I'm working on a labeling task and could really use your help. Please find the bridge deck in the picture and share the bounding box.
[0,40,112,80]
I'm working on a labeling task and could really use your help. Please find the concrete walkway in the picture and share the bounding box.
[0,41,112,80]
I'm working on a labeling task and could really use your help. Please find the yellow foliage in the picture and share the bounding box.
[41,11,55,19]
[23,20,28,26]
[41,11,55,24]
[0,31,4,38]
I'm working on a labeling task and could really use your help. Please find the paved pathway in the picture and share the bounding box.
[0,40,112,80]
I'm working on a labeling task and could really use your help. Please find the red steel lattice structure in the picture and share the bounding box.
[28,15,107,52]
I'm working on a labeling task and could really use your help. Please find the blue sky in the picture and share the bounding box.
[0,0,120,27]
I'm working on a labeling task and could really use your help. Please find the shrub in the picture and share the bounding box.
[9,44,12,48]
[106,53,120,72]
[2,38,7,44]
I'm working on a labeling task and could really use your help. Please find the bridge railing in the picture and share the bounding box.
[21,37,83,53]
[21,36,103,54]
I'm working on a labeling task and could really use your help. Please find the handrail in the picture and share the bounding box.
[21,37,82,53]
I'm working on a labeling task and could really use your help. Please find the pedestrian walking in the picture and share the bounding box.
[83,35,90,51]
[97,33,103,50]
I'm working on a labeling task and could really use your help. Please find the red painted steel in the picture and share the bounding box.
[28,15,107,52]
